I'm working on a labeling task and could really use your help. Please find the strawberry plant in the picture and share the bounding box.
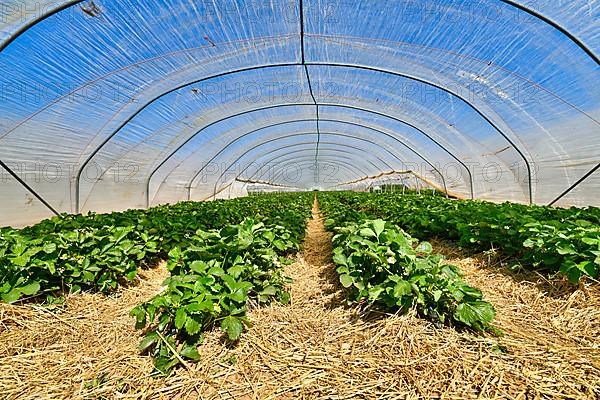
[319,192,600,283]
[331,219,496,332]
[130,218,296,373]
[0,193,312,303]
[0,225,159,302]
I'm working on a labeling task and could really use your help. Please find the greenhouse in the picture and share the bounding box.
[0,0,599,398]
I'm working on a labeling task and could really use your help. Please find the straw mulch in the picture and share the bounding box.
[0,202,598,399]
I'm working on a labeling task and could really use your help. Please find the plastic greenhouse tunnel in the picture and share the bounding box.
[1,1,599,398]
[1,0,599,226]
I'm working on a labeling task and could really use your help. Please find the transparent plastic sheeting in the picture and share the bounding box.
[334,174,440,195]
[0,1,598,227]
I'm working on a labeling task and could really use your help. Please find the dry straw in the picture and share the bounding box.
[1,206,598,399]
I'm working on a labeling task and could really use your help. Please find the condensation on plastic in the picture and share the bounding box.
[0,0,598,227]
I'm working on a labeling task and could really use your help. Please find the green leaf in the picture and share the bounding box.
[187,300,214,313]
[111,227,131,244]
[12,253,31,267]
[175,308,187,330]
[273,239,288,251]
[371,220,386,238]
[393,280,412,298]
[332,252,347,266]
[567,267,582,284]
[227,265,245,279]
[559,260,575,275]
[359,228,377,238]
[416,242,433,254]
[260,285,278,296]
[208,267,225,276]
[184,316,202,336]
[368,286,384,301]
[154,356,179,375]
[43,242,57,254]
[180,344,201,361]
[19,281,41,296]
[46,261,56,275]
[138,332,158,352]
[263,230,275,241]
[126,269,137,281]
[221,315,244,341]
[339,274,353,288]
[450,287,464,301]
[168,247,182,260]
[130,306,147,329]
[557,244,576,255]
[1,289,21,303]
[336,266,349,275]
[189,261,208,274]
[459,284,483,299]
[279,291,291,304]
[230,289,248,303]
[146,304,157,322]
[221,274,236,291]
[70,285,82,294]
[454,301,495,329]
[577,261,596,278]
